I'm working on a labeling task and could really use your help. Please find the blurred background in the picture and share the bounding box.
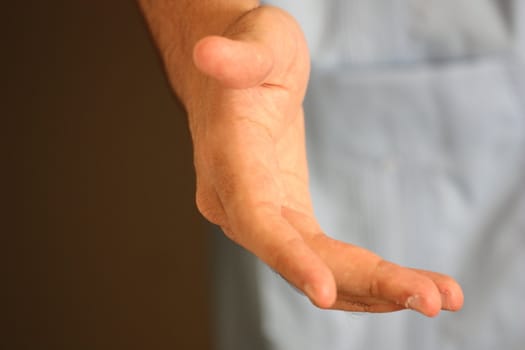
[6,1,212,349]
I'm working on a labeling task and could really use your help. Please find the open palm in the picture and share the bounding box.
[185,6,463,316]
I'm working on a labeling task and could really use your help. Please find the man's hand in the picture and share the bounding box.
[140,4,463,317]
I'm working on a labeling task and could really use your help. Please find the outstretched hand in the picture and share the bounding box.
[185,6,463,316]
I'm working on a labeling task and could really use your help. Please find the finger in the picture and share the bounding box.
[282,213,444,317]
[228,204,337,308]
[193,35,273,89]
[410,268,464,311]
[281,208,412,313]
[324,240,442,316]
[367,261,443,317]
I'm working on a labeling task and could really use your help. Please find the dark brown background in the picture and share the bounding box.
[6,1,211,349]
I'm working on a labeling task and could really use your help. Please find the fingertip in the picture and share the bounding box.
[400,272,443,317]
[406,294,442,317]
[271,235,336,309]
[454,287,465,310]
[193,35,273,89]
[277,241,336,309]
[192,35,225,77]
[374,262,444,317]
[408,269,465,312]
[304,277,337,309]
[440,285,465,312]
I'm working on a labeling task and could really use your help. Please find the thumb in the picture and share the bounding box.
[193,35,273,89]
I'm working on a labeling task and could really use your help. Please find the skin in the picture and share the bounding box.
[139,2,464,317]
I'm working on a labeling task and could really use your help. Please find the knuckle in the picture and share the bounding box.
[368,259,388,297]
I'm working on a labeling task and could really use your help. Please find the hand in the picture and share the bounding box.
[186,6,463,316]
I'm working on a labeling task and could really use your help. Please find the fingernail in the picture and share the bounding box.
[405,295,423,311]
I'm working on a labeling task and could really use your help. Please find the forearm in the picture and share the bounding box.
[138,0,259,108]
